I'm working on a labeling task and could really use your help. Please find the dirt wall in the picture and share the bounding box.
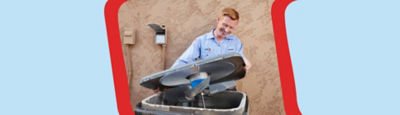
[118,0,284,114]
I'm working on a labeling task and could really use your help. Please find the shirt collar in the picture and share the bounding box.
[206,28,233,40]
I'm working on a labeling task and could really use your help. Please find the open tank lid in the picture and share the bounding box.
[139,52,246,90]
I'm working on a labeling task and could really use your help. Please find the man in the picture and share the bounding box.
[169,8,251,91]
[171,8,251,71]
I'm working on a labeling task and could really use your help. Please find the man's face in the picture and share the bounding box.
[215,16,238,39]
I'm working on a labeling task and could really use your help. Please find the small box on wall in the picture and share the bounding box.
[122,29,135,45]
[148,24,167,45]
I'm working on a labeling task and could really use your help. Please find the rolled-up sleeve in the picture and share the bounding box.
[237,43,247,60]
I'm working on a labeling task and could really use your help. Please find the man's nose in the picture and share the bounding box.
[225,27,232,34]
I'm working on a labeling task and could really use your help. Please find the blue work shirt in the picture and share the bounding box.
[171,29,246,68]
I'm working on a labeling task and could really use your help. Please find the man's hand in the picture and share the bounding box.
[243,58,252,72]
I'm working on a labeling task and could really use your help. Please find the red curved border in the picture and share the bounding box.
[271,0,302,114]
[104,0,300,115]
[104,0,133,115]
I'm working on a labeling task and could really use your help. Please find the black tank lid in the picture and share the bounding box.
[139,52,246,90]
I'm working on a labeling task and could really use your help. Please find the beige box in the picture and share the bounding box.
[123,30,135,45]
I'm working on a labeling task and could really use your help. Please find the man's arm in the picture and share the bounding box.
[243,58,252,71]
[238,43,252,71]
[170,38,201,68]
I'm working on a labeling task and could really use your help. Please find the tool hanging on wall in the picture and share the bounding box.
[122,28,135,85]
[148,24,167,70]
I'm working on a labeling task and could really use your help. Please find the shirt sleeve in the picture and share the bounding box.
[238,43,247,60]
[171,37,201,68]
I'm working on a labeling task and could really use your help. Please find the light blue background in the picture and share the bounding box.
[0,0,118,115]
[286,0,400,114]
